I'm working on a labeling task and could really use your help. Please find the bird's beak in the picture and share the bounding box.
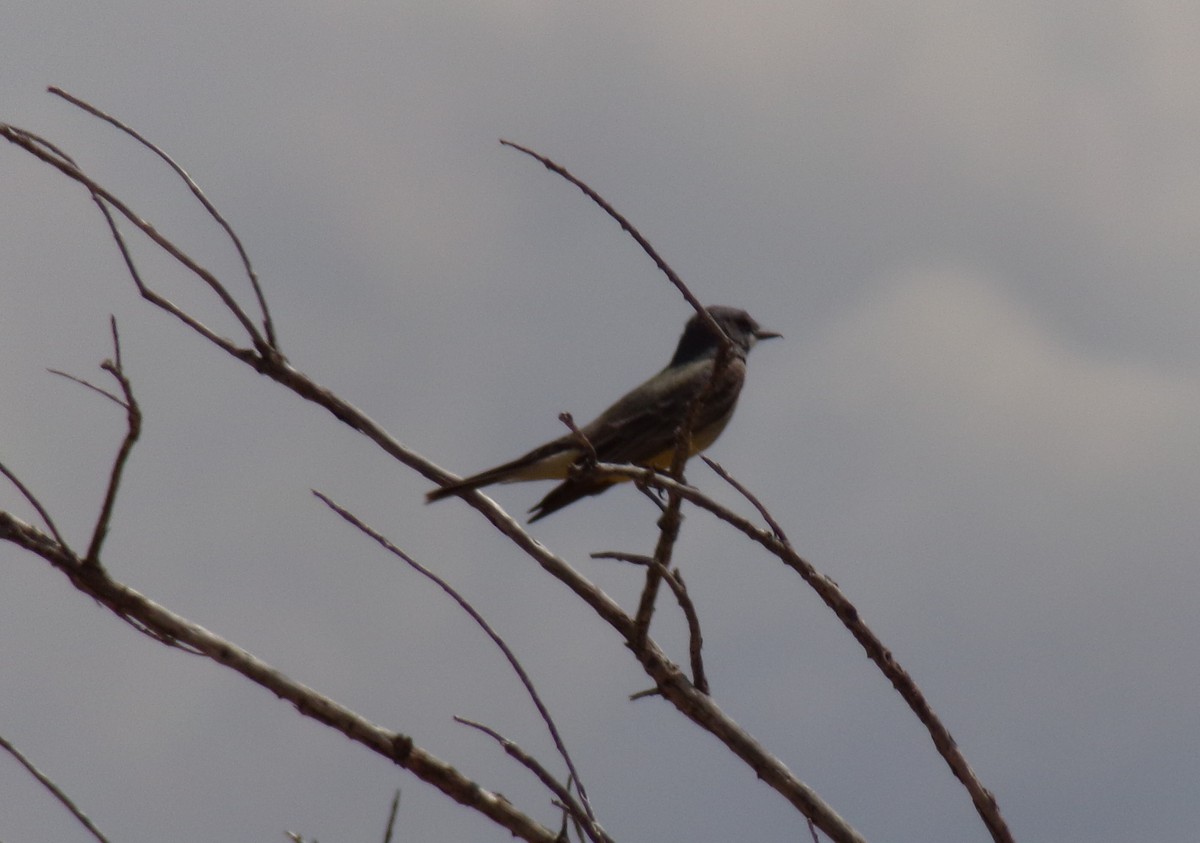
[755,328,782,342]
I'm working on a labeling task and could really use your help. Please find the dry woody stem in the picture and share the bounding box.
[0,91,1012,843]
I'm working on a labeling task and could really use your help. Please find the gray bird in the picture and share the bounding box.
[427,305,779,521]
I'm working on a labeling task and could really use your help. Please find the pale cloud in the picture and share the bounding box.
[816,266,1200,484]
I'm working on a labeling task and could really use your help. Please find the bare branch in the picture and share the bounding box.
[0,123,266,354]
[0,458,70,553]
[313,491,597,822]
[3,116,885,842]
[0,733,111,843]
[453,717,612,843]
[381,789,400,843]
[585,462,1013,843]
[498,140,734,350]
[666,567,708,694]
[558,412,597,465]
[0,510,560,843]
[494,146,742,647]
[85,317,140,564]
[593,552,707,694]
[702,455,789,543]
[632,459,685,649]
[468,142,1005,837]
[48,87,278,348]
[47,369,125,408]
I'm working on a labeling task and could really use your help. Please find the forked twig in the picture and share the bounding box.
[49,86,277,348]
[702,456,789,543]
[84,317,141,564]
[593,551,708,693]
[0,123,265,355]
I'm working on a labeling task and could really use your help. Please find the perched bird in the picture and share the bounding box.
[427,305,779,521]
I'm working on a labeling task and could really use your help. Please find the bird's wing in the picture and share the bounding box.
[584,356,746,465]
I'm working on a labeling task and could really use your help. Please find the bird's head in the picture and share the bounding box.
[669,305,781,366]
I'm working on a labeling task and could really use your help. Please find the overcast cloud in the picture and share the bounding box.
[3,3,1199,841]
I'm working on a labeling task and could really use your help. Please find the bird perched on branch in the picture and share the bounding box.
[427,305,780,521]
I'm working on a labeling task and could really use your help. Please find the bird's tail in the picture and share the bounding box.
[425,440,578,503]
[526,475,617,522]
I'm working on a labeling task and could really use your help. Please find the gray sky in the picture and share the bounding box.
[3,3,1199,841]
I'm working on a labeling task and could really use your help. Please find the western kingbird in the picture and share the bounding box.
[427,305,779,521]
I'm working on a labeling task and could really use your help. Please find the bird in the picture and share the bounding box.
[426,305,780,521]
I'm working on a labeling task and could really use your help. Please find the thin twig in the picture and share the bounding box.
[381,789,400,843]
[49,87,278,349]
[0,124,265,353]
[0,460,69,552]
[313,491,597,823]
[84,318,141,565]
[560,772,586,843]
[592,552,707,693]
[558,412,597,464]
[47,369,126,408]
[499,140,732,349]
[631,343,733,647]
[667,567,708,694]
[631,487,682,649]
[453,718,611,843]
[0,733,111,843]
[702,456,789,543]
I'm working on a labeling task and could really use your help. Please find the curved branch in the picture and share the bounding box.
[587,462,1013,843]
[0,123,267,352]
[0,510,561,843]
[314,490,602,834]
[48,87,278,348]
[499,140,733,350]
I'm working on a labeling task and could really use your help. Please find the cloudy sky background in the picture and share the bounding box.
[3,3,1199,840]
